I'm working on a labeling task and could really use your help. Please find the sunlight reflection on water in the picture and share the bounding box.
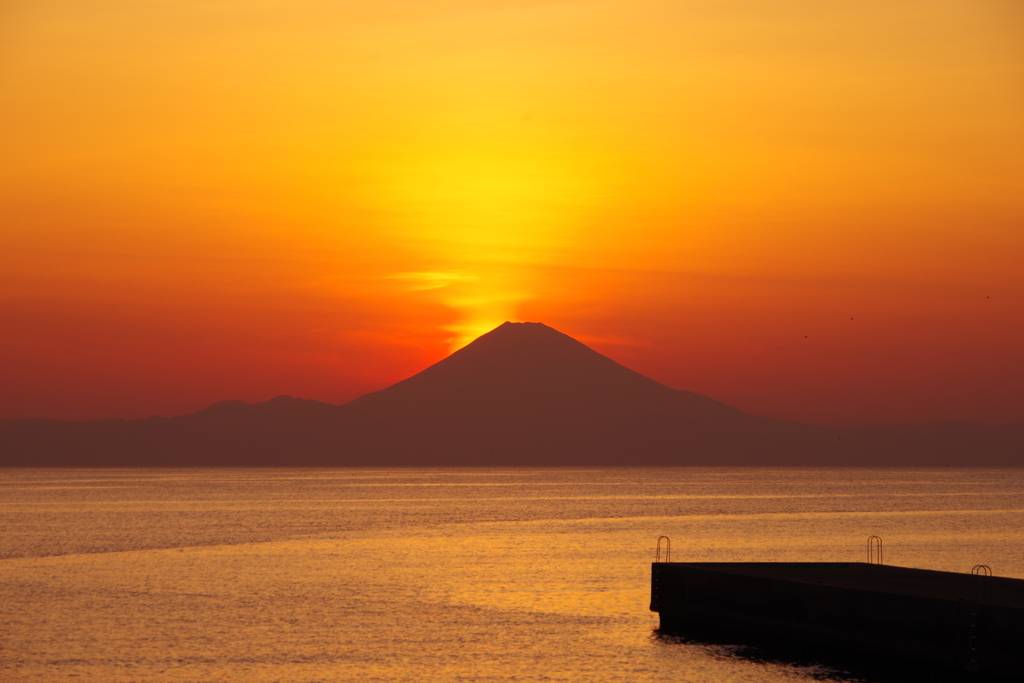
[2,468,1023,682]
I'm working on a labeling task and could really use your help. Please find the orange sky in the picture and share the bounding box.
[2,0,1023,424]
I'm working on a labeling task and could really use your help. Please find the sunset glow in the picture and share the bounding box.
[2,0,1022,423]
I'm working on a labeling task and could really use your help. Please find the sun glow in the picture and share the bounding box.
[374,149,602,348]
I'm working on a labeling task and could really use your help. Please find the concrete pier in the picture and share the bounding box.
[650,562,1024,677]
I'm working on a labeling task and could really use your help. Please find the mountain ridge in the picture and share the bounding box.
[1,321,1021,466]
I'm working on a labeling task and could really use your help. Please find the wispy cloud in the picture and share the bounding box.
[386,271,480,291]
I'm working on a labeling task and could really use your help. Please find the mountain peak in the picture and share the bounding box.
[425,320,626,379]
[491,320,557,332]
[454,320,585,358]
[471,320,571,345]
[347,320,688,415]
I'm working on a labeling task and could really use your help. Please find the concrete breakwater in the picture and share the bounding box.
[650,562,1024,677]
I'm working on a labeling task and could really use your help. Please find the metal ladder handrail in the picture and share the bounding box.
[972,564,993,606]
[655,535,671,563]
[867,535,883,565]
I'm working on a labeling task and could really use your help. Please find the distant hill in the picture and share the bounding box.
[2,322,1022,466]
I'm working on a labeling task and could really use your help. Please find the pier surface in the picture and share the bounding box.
[651,562,1024,677]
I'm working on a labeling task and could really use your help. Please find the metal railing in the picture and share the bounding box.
[972,564,993,605]
[655,535,672,563]
[867,535,883,565]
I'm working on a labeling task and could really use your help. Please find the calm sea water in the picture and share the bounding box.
[2,468,1023,683]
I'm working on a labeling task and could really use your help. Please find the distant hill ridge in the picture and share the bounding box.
[1,322,1021,466]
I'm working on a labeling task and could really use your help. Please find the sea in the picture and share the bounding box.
[2,467,1023,683]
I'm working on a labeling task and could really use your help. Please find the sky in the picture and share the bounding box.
[1,0,1022,425]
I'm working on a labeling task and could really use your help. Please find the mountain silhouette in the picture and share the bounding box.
[334,322,806,465]
[1,321,1021,466]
